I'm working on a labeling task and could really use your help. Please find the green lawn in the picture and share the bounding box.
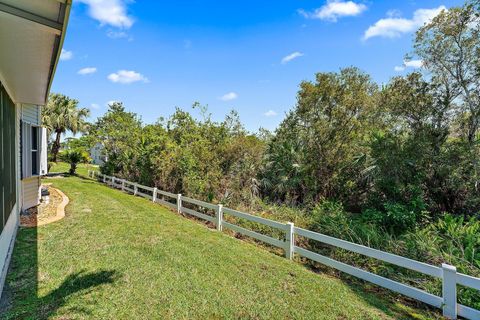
[48,162,98,177]
[2,173,440,319]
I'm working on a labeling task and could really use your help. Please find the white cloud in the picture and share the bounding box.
[90,103,100,109]
[281,52,304,64]
[404,60,423,68]
[107,30,129,39]
[78,0,134,29]
[299,0,367,21]
[60,49,73,61]
[219,92,238,101]
[264,110,278,117]
[78,67,97,75]
[394,59,423,72]
[364,6,446,40]
[107,70,148,84]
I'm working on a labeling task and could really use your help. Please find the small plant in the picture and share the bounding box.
[47,161,55,173]
[59,149,90,175]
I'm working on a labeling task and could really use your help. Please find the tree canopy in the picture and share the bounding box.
[43,93,90,162]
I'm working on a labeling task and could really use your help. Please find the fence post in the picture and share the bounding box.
[103,174,106,183]
[177,194,182,213]
[153,187,157,202]
[215,204,223,231]
[285,222,295,260]
[122,179,125,191]
[134,184,138,196]
[442,263,457,319]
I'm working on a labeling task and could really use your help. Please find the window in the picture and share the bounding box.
[21,122,41,178]
[1,83,17,231]
[31,126,39,176]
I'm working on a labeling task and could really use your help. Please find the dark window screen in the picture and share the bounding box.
[31,127,38,176]
[0,83,17,232]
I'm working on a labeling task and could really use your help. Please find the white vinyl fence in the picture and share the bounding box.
[88,170,480,320]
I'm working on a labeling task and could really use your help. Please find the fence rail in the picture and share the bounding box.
[88,170,480,320]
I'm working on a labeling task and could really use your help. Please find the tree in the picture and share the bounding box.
[414,0,480,143]
[59,149,90,175]
[64,135,96,151]
[262,68,381,205]
[89,102,142,176]
[42,93,90,162]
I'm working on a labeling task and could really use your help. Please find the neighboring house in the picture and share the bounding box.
[90,142,107,166]
[0,0,71,298]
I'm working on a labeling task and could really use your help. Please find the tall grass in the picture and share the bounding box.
[232,200,480,310]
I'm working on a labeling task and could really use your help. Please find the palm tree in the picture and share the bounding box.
[59,149,90,175]
[42,93,90,162]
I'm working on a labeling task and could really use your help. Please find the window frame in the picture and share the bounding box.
[21,121,41,179]
[1,83,17,230]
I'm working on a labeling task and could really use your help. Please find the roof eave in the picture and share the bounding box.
[44,0,72,105]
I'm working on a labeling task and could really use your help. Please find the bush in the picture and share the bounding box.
[306,205,480,310]
[362,201,426,234]
[59,149,90,175]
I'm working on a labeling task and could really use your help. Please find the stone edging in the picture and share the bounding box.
[24,187,70,227]
[39,187,69,226]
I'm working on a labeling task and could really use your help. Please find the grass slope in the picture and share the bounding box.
[48,162,97,177]
[2,174,439,319]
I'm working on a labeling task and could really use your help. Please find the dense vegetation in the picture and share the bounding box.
[52,0,480,310]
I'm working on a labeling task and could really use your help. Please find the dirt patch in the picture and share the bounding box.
[20,186,69,227]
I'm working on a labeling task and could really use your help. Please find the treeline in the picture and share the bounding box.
[91,103,266,206]
[62,1,479,310]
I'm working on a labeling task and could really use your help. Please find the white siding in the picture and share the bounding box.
[21,177,41,210]
[40,127,48,175]
[20,103,43,210]
[90,143,106,165]
[16,105,21,212]
[21,104,40,125]
[0,205,18,299]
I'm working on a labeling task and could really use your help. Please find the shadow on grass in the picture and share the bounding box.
[34,269,120,319]
[0,222,120,320]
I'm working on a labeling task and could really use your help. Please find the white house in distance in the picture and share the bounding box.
[90,142,107,166]
[0,0,71,297]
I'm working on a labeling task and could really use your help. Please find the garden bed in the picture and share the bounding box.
[20,185,69,227]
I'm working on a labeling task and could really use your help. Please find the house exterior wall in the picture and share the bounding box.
[40,127,48,175]
[90,143,107,166]
[0,0,71,301]
[21,104,41,125]
[0,94,20,300]
[0,204,18,299]
[21,177,41,210]
[20,104,43,211]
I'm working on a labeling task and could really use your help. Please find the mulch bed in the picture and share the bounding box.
[20,185,65,227]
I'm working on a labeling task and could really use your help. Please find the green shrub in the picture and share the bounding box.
[306,205,480,310]
[59,149,90,175]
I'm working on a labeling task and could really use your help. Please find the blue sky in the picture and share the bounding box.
[52,0,463,132]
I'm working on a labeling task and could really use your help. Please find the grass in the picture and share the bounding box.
[1,167,442,319]
[48,162,98,177]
